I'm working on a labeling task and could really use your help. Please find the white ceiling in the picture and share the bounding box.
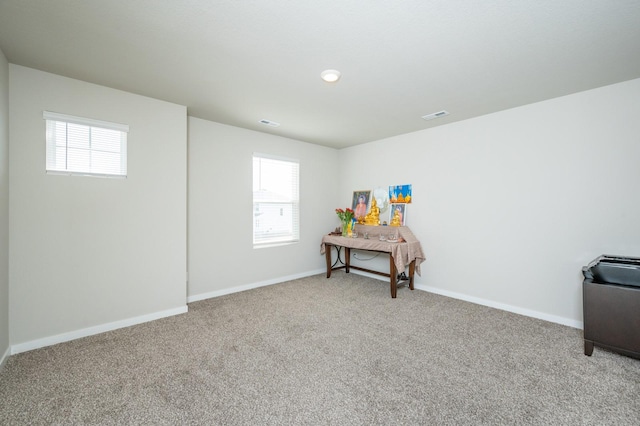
[1,1,639,149]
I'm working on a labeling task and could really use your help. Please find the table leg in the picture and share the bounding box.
[390,255,397,298]
[325,244,332,278]
[408,260,415,291]
[345,247,351,273]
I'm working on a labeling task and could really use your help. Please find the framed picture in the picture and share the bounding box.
[372,186,390,214]
[389,203,407,226]
[389,184,412,203]
[352,190,371,220]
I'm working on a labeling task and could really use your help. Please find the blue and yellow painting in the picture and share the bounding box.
[389,184,412,204]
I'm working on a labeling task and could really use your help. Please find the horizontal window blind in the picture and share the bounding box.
[253,153,300,247]
[44,111,128,178]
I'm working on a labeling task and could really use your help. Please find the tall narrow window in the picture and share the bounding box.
[253,153,300,247]
[44,111,128,178]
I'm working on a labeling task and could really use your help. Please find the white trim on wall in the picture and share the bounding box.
[0,346,9,372]
[414,283,583,329]
[187,269,325,303]
[193,262,583,330]
[347,269,583,329]
[11,306,188,355]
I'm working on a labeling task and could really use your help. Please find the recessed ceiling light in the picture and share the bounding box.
[321,69,341,83]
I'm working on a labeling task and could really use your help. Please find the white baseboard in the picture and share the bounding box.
[11,305,188,355]
[0,345,10,372]
[414,283,583,329]
[346,269,583,329]
[187,269,326,303]
[348,269,390,282]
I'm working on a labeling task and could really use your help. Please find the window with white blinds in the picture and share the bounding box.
[44,111,128,178]
[253,153,300,247]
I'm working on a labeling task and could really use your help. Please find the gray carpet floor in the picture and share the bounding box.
[1,272,639,425]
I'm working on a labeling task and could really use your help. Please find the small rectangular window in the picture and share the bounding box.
[253,153,300,247]
[44,111,128,178]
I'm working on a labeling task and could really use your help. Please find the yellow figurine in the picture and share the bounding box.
[390,206,403,227]
[364,198,380,226]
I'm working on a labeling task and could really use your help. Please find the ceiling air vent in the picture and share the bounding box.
[259,119,280,127]
[421,110,450,121]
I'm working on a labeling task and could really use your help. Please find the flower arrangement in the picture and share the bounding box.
[335,208,354,223]
[335,208,354,237]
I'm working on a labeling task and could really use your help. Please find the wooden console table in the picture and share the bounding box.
[320,225,425,298]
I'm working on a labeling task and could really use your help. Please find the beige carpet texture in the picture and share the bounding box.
[1,272,639,425]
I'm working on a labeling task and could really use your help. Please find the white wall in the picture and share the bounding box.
[0,48,9,366]
[188,117,339,300]
[340,78,640,327]
[5,62,637,354]
[9,65,188,349]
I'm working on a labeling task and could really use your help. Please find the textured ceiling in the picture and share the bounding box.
[1,1,639,149]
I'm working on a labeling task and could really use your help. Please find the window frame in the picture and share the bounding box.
[43,111,129,178]
[252,153,300,248]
